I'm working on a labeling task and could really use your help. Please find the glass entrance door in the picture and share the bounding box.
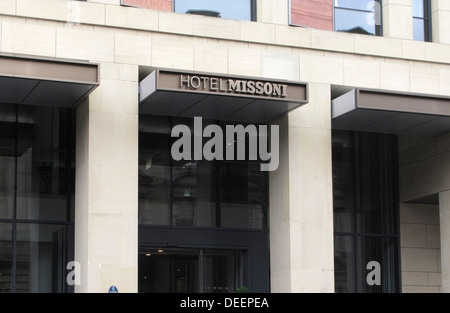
[138,247,246,293]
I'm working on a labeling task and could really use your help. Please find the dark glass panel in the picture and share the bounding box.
[16,106,74,221]
[332,132,355,233]
[139,131,171,225]
[356,236,399,293]
[0,104,16,219]
[220,162,266,229]
[16,223,68,293]
[0,222,12,293]
[334,235,355,293]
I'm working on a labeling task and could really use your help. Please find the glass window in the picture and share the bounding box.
[138,116,268,229]
[334,0,382,35]
[15,106,75,222]
[0,104,16,219]
[413,0,431,41]
[0,103,75,293]
[16,223,69,293]
[332,130,400,293]
[0,222,12,293]
[174,0,255,21]
[220,162,266,229]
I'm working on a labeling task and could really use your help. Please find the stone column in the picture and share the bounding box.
[257,0,289,24]
[75,63,139,293]
[382,0,413,40]
[270,82,335,293]
[431,0,450,44]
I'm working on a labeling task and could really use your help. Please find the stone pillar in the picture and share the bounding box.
[75,63,139,293]
[431,0,450,44]
[270,83,334,293]
[440,190,450,292]
[382,0,413,40]
[257,0,289,24]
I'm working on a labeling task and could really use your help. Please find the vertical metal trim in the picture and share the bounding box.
[251,0,257,21]
[288,0,292,25]
[11,104,18,293]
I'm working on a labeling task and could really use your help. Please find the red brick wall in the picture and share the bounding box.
[290,0,333,31]
[121,0,172,11]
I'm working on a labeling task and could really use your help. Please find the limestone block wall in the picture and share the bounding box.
[399,134,450,202]
[400,203,442,293]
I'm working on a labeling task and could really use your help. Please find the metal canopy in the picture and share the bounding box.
[0,54,99,108]
[332,89,450,136]
[139,69,308,123]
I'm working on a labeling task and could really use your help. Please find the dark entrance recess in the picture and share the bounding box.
[138,227,269,293]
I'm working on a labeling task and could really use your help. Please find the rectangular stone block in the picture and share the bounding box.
[311,29,355,53]
[402,271,428,286]
[240,20,276,44]
[402,285,440,293]
[380,62,410,92]
[428,272,442,286]
[261,50,300,81]
[343,59,380,89]
[106,4,158,31]
[427,225,441,249]
[355,35,402,58]
[152,37,194,70]
[57,28,114,62]
[228,45,261,77]
[410,66,440,95]
[115,33,152,65]
[400,203,439,224]
[2,21,56,57]
[402,40,426,60]
[0,0,15,15]
[159,11,193,35]
[193,41,228,74]
[193,15,240,41]
[401,248,439,272]
[275,24,311,47]
[300,54,344,84]
[401,224,427,248]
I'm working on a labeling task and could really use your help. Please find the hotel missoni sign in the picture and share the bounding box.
[142,69,307,103]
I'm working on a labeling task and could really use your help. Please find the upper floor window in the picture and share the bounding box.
[334,0,382,36]
[174,0,256,21]
[413,0,431,41]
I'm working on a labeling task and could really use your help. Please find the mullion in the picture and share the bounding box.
[11,103,18,293]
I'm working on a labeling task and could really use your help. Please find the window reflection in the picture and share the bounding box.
[413,0,431,42]
[0,222,12,293]
[332,130,400,293]
[138,116,268,229]
[0,103,75,293]
[16,224,69,293]
[334,0,382,35]
[174,0,255,21]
